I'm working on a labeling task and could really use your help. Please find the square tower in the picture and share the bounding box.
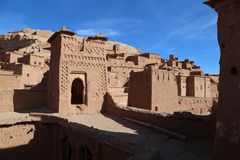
[47,27,107,114]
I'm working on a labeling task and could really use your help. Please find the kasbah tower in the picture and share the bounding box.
[205,0,240,159]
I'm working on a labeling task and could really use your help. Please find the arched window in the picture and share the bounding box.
[60,137,72,160]
[79,145,93,160]
[71,78,84,104]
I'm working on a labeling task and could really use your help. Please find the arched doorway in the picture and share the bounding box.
[60,137,72,160]
[79,145,93,160]
[71,78,84,104]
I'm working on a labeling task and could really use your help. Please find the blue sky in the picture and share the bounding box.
[0,0,219,74]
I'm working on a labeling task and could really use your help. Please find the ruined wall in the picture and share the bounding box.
[0,90,46,112]
[0,121,57,160]
[104,93,215,138]
[0,115,132,160]
[13,64,47,87]
[177,97,214,115]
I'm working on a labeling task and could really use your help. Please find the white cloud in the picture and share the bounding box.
[76,28,121,37]
[149,14,217,51]
[75,17,142,37]
[82,18,142,28]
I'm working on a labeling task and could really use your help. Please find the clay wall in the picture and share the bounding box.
[0,89,46,112]
[0,72,22,89]
[128,67,178,113]
[0,121,57,160]
[105,40,140,56]
[151,68,178,113]
[107,72,118,87]
[48,30,107,114]
[141,53,162,60]
[187,76,211,98]
[104,93,215,138]
[177,97,214,115]
[107,58,143,88]
[128,69,152,110]
[19,54,45,67]
[127,55,161,67]
[205,77,211,98]
[211,81,218,98]
[0,52,22,64]
[0,115,133,160]
[59,123,132,160]
[177,75,187,96]
[205,0,240,159]
[13,64,47,87]
[179,69,191,76]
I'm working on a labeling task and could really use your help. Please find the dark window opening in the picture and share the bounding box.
[71,78,84,104]
[155,107,158,111]
[230,67,238,75]
[60,137,72,160]
[79,145,93,160]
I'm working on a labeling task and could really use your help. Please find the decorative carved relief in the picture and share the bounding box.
[60,63,69,98]
[58,36,107,100]
[59,60,107,98]
[63,43,75,53]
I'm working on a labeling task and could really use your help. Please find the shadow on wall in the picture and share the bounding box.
[101,92,217,139]
[0,116,144,160]
[0,111,214,160]
[0,71,49,112]
[0,122,57,160]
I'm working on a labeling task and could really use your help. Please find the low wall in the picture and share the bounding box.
[177,97,215,115]
[103,93,216,138]
[0,121,57,160]
[0,115,132,160]
[0,73,22,89]
[0,89,47,112]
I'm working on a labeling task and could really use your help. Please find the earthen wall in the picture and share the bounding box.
[0,89,46,112]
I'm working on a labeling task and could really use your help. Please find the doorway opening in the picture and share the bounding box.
[79,145,93,160]
[71,78,84,104]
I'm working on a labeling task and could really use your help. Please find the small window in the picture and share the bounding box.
[155,107,158,111]
[230,67,238,75]
[27,73,29,77]
[79,145,93,160]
